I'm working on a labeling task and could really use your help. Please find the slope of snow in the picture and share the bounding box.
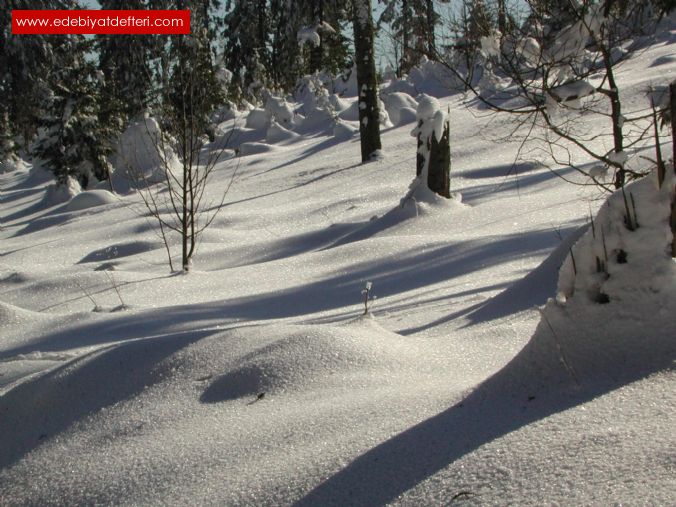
[0,26,674,506]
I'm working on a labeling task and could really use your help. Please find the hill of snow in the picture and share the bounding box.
[0,21,674,506]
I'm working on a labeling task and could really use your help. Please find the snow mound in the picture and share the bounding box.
[522,169,676,390]
[245,108,268,130]
[109,116,180,193]
[333,120,359,140]
[65,190,117,212]
[328,94,351,113]
[337,100,360,122]
[557,172,675,305]
[0,301,47,327]
[0,157,27,174]
[264,97,296,129]
[266,120,299,144]
[201,318,410,402]
[43,177,81,205]
[382,92,419,126]
[238,142,277,156]
[333,65,358,97]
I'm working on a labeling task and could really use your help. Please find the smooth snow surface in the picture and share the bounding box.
[0,26,674,507]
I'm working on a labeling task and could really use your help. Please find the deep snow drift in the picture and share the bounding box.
[1,22,675,507]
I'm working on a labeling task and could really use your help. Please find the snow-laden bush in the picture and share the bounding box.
[382,92,418,127]
[44,176,81,205]
[332,65,359,97]
[64,190,118,212]
[109,115,180,193]
[266,120,299,144]
[245,108,268,129]
[557,169,675,306]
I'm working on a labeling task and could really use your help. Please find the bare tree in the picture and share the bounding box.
[129,112,238,273]
[434,0,665,190]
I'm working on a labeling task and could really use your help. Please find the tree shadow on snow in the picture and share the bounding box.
[0,329,216,471]
[294,316,676,506]
[401,224,588,334]
[0,227,570,360]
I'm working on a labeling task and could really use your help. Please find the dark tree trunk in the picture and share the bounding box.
[401,0,410,74]
[416,120,425,176]
[497,0,506,47]
[602,51,625,188]
[352,0,382,162]
[309,0,324,73]
[257,0,267,58]
[427,118,451,198]
[670,82,676,257]
[425,0,436,58]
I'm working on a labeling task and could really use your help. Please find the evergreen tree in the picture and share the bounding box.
[378,0,446,75]
[0,106,15,163]
[34,37,114,187]
[1,1,80,149]
[163,0,224,136]
[97,0,156,124]
[223,0,269,99]
[265,0,352,92]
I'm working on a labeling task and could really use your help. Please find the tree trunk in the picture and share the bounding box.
[670,82,676,257]
[497,0,506,49]
[416,120,425,176]
[427,118,451,198]
[425,0,436,58]
[401,0,410,74]
[352,0,382,162]
[603,51,625,188]
[309,0,324,73]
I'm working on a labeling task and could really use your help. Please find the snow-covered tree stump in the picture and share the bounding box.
[412,95,451,198]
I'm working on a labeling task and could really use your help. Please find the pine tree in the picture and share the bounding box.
[34,37,114,187]
[97,0,156,124]
[378,0,445,75]
[1,1,80,149]
[265,0,352,92]
[0,107,15,164]
[166,3,225,138]
[223,0,269,99]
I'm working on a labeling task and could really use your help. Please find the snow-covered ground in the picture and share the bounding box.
[1,25,675,507]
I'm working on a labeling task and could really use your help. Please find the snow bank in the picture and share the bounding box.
[65,190,118,213]
[43,176,81,206]
[333,120,359,140]
[519,169,676,391]
[382,92,418,126]
[333,65,359,97]
[557,171,675,305]
[0,301,47,327]
[238,142,278,156]
[245,108,268,130]
[0,157,27,174]
[266,121,299,144]
[109,116,180,193]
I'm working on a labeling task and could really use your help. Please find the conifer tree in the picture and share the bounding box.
[166,2,224,138]
[34,37,114,188]
[378,0,446,74]
[0,106,15,164]
[223,0,269,99]
[1,1,80,149]
[97,0,156,124]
